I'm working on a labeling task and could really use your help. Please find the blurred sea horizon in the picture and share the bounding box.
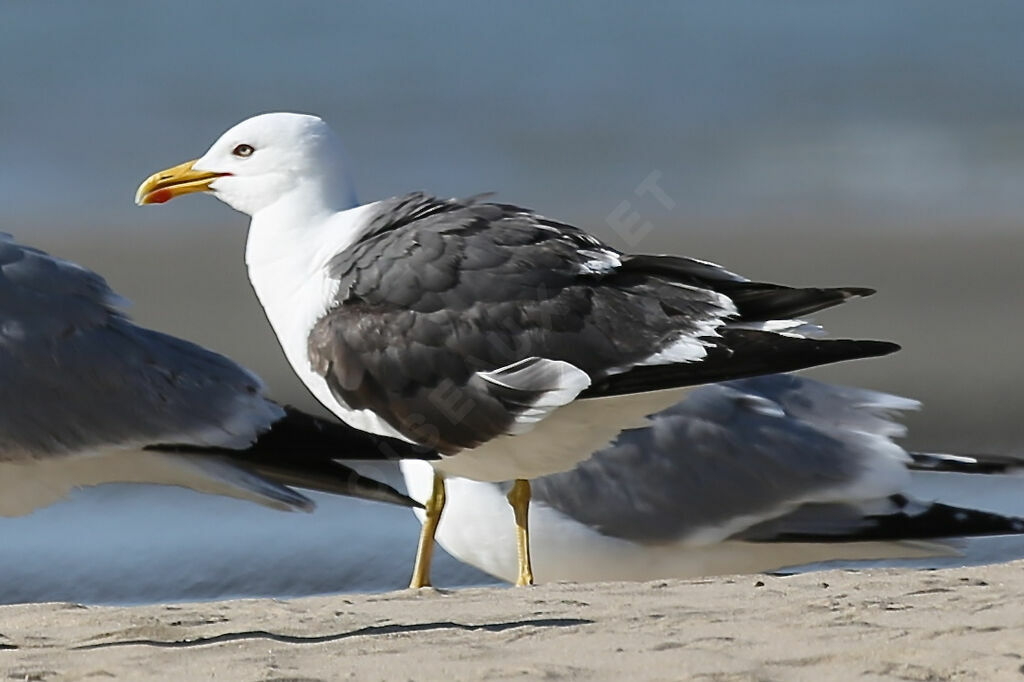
[2,2,1024,604]
[7,2,1024,230]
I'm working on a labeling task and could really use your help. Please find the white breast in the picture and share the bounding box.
[245,202,414,444]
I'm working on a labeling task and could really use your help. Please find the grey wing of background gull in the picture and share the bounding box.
[0,234,416,515]
[721,375,1024,474]
[530,374,921,545]
[0,233,280,457]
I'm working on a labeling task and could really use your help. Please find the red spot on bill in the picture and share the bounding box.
[148,189,173,204]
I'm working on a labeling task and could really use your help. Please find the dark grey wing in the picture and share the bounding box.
[530,376,914,544]
[0,234,282,458]
[310,193,896,453]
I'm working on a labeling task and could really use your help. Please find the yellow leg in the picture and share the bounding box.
[409,472,446,589]
[507,478,534,587]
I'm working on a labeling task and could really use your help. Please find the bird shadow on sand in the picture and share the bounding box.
[73,617,595,650]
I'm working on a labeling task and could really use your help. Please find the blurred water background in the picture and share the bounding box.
[2,1,1024,604]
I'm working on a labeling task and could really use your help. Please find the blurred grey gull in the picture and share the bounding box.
[400,375,1024,584]
[136,112,899,587]
[0,234,430,516]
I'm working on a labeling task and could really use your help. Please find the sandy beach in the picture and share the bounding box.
[3,560,1022,681]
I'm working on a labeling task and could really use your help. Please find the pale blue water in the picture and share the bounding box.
[1,470,1022,605]
[2,3,1024,604]
[4,1,1024,229]
[0,469,494,605]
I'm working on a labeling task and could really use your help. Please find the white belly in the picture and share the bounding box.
[433,385,696,481]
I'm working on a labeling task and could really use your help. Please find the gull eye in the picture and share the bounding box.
[232,144,255,158]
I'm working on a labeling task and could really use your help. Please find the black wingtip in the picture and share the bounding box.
[841,286,876,299]
[763,496,1024,543]
[319,462,423,508]
[242,456,424,508]
[146,406,436,508]
[583,333,902,399]
[855,340,901,357]
[909,451,1024,475]
[617,255,882,320]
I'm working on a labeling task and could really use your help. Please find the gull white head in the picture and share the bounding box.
[136,112,357,216]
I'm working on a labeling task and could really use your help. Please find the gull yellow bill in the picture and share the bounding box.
[135,160,227,205]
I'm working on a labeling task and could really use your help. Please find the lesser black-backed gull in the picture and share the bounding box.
[136,112,900,587]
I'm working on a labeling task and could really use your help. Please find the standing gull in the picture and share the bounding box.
[401,374,1024,583]
[136,112,899,587]
[0,233,429,516]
